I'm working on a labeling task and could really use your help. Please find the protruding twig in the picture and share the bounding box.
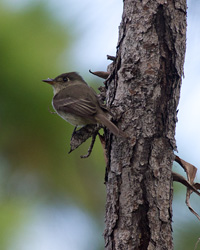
[80,131,98,158]
[89,69,109,79]
[174,155,200,221]
[194,238,200,250]
[172,172,200,195]
[175,155,197,183]
[107,55,116,61]
[48,106,56,114]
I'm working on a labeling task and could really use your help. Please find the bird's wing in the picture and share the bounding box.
[53,96,97,117]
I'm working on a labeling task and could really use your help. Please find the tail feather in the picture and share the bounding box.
[96,113,126,137]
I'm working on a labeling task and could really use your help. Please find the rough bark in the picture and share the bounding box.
[104,1,186,249]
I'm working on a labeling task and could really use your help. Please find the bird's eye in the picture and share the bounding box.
[63,77,69,82]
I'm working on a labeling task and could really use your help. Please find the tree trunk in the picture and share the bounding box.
[104,1,186,249]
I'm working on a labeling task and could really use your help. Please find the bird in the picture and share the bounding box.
[42,72,125,137]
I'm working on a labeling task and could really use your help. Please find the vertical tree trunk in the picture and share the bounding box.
[104,1,186,249]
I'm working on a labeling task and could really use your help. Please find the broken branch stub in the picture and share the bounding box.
[89,70,110,80]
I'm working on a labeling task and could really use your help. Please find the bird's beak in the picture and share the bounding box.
[42,78,54,85]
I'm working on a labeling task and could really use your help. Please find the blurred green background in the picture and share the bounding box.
[0,0,200,250]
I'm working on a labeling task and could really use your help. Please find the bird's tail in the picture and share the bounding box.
[96,113,127,138]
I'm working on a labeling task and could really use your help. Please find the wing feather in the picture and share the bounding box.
[53,96,97,117]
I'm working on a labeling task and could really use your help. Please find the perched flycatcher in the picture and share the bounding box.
[43,72,125,137]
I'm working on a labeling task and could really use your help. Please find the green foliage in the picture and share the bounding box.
[0,2,105,249]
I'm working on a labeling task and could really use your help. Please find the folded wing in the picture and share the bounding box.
[53,96,97,117]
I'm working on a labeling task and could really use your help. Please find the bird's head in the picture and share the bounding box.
[42,72,86,94]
